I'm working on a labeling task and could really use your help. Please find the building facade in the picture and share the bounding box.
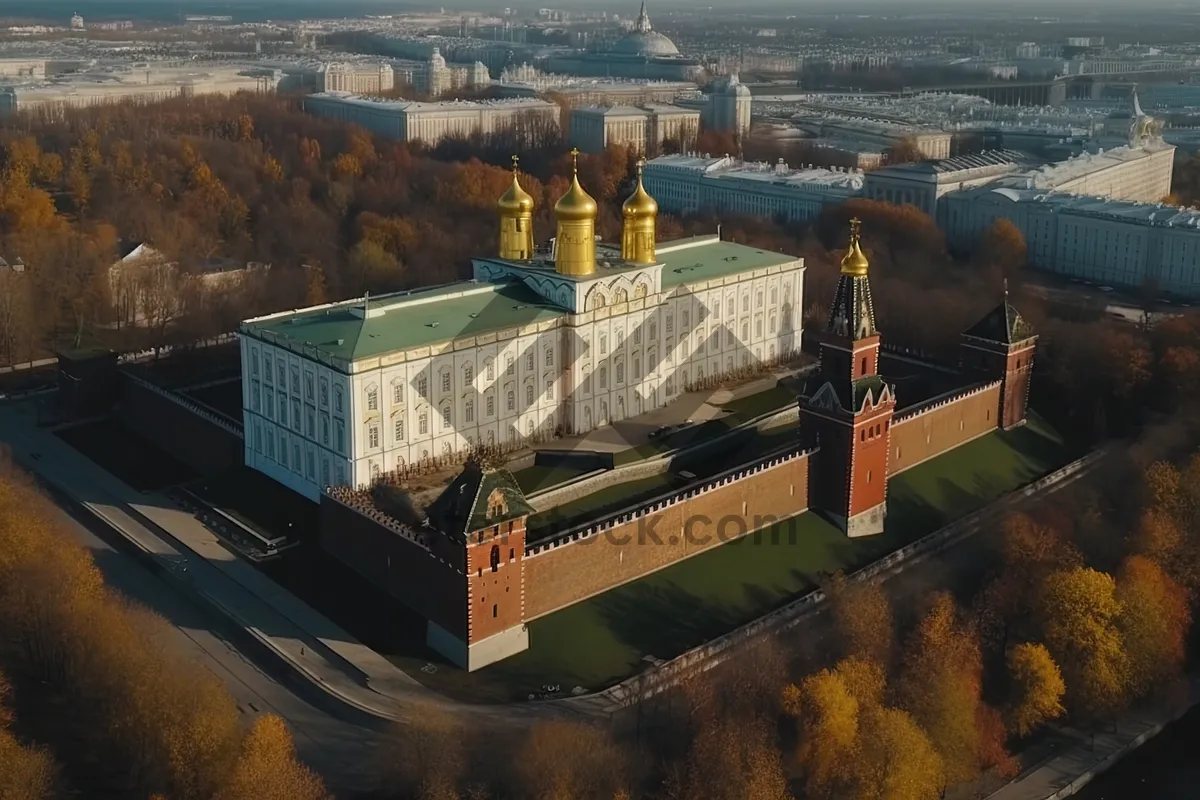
[568,104,700,154]
[643,153,864,222]
[316,63,395,94]
[301,92,559,145]
[240,154,804,501]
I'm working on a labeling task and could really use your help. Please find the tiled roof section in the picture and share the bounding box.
[426,462,535,538]
[827,273,877,341]
[964,299,1036,345]
[798,373,893,415]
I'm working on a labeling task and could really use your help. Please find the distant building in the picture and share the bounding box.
[316,63,394,94]
[69,13,83,30]
[301,92,559,145]
[543,1,703,81]
[108,244,267,327]
[943,188,1200,297]
[862,150,1032,220]
[706,72,752,138]
[569,104,700,154]
[790,115,952,160]
[643,153,864,222]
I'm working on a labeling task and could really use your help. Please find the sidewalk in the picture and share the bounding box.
[970,686,1200,800]
[0,401,586,726]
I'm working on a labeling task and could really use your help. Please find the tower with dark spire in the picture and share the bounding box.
[799,219,895,537]
[960,280,1038,430]
[634,0,652,33]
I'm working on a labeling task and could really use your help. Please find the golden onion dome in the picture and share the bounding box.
[622,164,658,219]
[498,173,535,215]
[554,171,598,222]
[840,217,870,276]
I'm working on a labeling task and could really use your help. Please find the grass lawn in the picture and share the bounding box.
[526,473,684,542]
[56,419,199,492]
[405,413,1072,702]
[721,384,796,420]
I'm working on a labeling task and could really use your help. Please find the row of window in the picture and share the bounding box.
[249,348,345,416]
[250,420,344,489]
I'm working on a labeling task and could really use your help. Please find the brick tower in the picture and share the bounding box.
[800,218,896,537]
[425,460,532,670]
[959,287,1038,430]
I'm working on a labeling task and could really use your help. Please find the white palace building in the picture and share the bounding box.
[238,154,805,499]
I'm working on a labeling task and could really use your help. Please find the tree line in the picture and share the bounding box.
[364,431,1198,800]
[0,463,330,800]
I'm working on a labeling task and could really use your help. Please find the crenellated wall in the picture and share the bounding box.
[888,381,1002,475]
[523,449,812,620]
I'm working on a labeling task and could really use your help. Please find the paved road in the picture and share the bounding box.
[29,478,385,796]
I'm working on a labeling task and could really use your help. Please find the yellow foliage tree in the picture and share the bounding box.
[515,721,628,800]
[896,593,986,785]
[786,670,858,798]
[1004,642,1066,737]
[0,669,57,800]
[835,656,887,711]
[1116,555,1192,700]
[680,716,790,800]
[854,707,944,800]
[215,714,329,800]
[1037,568,1129,718]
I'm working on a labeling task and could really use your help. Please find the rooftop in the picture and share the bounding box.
[241,280,566,364]
[645,153,864,191]
[967,186,1200,228]
[1000,142,1175,190]
[304,91,555,114]
[657,238,798,288]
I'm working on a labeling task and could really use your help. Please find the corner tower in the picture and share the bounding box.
[554,147,598,276]
[425,460,533,671]
[799,218,896,537]
[960,285,1037,430]
[621,158,658,264]
[497,155,535,260]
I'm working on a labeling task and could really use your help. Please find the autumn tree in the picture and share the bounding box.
[896,592,991,785]
[514,721,629,800]
[854,707,944,800]
[1004,642,1066,737]
[0,670,57,800]
[825,572,894,664]
[215,714,328,800]
[784,669,857,799]
[1036,567,1129,719]
[1116,555,1191,700]
[886,136,925,165]
[977,218,1027,276]
[676,715,790,800]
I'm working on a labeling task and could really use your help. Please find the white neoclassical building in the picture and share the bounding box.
[643,153,864,223]
[239,158,804,499]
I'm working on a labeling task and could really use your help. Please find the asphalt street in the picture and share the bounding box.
[38,487,386,796]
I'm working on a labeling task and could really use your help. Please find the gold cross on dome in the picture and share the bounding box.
[849,217,862,238]
[636,157,646,175]
[570,147,580,172]
[511,154,520,172]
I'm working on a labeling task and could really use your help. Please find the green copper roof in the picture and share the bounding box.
[427,463,535,538]
[659,240,797,289]
[241,281,566,364]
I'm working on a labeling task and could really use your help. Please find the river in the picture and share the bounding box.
[1072,704,1200,799]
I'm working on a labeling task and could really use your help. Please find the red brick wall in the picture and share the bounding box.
[465,519,526,644]
[523,453,810,620]
[888,383,1001,475]
[849,410,892,516]
[1001,345,1035,429]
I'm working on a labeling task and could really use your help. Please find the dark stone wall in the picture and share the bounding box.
[116,374,243,476]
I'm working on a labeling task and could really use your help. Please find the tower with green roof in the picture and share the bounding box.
[424,458,534,669]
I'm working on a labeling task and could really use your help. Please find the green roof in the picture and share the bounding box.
[427,463,536,538]
[659,240,796,289]
[242,281,567,364]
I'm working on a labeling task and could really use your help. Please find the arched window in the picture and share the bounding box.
[755,317,763,338]
[490,544,500,572]
[416,375,427,399]
[600,334,608,355]
[614,288,628,304]
[526,383,535,405]
[507,389,515,411]
[366,385,378,412]
[616,359,625,384]
[599,366,608,390]
[634,282,648,299]
[770,287,778,306]
[418,411,428,435]
[505,355,514,375]
[441,405,452,429]
[464,363,474,386]
[394,418,404,441]
[486,395,495,417]
[649,321,657,341]
[485,359,495,382]
[545,348,554,367]
[392,381,403,405]
[769,314,777,333]
[440,370,451,394]
[465,399,475,423]
[633,357,641,380]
